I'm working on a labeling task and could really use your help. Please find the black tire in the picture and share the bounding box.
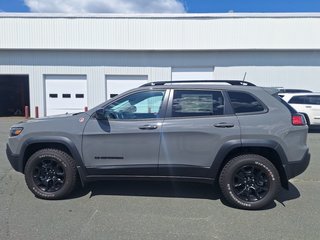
[24,148,77,200]
[302,113,310,126]
[219,154,280,210]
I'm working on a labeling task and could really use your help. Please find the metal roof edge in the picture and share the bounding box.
[1,48,320,52]
[1,12,320,19]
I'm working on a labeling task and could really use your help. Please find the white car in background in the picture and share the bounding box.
[279,93,320,126]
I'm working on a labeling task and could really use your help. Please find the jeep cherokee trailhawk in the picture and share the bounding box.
[6,80,310,210]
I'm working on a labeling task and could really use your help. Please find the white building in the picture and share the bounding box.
[0,13,320,117]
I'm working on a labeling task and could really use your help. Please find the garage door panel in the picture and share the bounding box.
[106,75,148,100]
[45,75,87,116]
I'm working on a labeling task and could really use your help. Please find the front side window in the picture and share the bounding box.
[104,91,165,120]
[171,90,224,117]
[228,91,265,114]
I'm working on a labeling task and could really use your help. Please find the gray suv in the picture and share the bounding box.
[6,80,310,210]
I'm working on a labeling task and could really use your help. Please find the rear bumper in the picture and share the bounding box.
[6,144,23,173]
[284,150,310,179]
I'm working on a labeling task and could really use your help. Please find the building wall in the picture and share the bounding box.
[1,13,320,51]
[1,14,320,117]
[1,49,319,117]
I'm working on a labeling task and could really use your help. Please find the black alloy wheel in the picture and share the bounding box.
[219,154,280,210]
[25,148,77,200]
[232,164,270,202]
[32,158,66,192]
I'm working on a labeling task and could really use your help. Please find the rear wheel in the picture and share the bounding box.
[301,113,310,126]
[24,148,77,200]
[219,154,280,210]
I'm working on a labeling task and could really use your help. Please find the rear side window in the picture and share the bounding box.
[307,96,320,105]
[228,91,265,114]
[289,96,307,104]
[289,95,320,105]
[291,95,320,105]
[172,90,224,117]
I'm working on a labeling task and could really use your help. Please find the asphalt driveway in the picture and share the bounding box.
[0,117,319,240]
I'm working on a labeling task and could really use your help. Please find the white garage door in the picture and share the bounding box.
[106,75,148,100]
[172,67,214,81]
[45,75,87,116]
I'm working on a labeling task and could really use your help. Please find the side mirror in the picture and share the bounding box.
[95,108,107,120]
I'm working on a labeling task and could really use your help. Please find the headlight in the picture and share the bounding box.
[10,127,24,137]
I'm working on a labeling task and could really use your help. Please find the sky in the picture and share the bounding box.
[0,0,320,13]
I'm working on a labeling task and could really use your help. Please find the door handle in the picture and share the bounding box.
[214,122,234,128]
[139,125,158,130]
[305,106,312,108]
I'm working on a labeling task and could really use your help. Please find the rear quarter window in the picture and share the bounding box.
[228,91,266,114]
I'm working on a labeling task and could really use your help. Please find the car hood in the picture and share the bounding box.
[17,112,86,124]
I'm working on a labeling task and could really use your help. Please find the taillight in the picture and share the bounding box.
[292,114,306,126]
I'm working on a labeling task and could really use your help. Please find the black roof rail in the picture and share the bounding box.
[140,80,256,87]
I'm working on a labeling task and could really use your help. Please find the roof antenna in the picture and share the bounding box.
[242,72,247,85]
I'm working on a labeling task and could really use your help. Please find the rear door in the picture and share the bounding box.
[158,89,240,178]
[305,95,320,125]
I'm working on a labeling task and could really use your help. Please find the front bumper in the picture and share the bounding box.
[6,144,24,173]
[284,150,310,180]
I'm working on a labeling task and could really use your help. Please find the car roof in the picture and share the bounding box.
[279,92,320,97]
[277,88,312,93]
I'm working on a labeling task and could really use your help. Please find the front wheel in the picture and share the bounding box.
[24,148,77,200]
[219,154,280,210]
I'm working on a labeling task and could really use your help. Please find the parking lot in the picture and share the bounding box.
[0,117,320,240]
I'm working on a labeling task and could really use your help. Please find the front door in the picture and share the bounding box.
[82,90,167,175]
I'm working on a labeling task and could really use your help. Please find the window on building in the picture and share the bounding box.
[75,94,84,98]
